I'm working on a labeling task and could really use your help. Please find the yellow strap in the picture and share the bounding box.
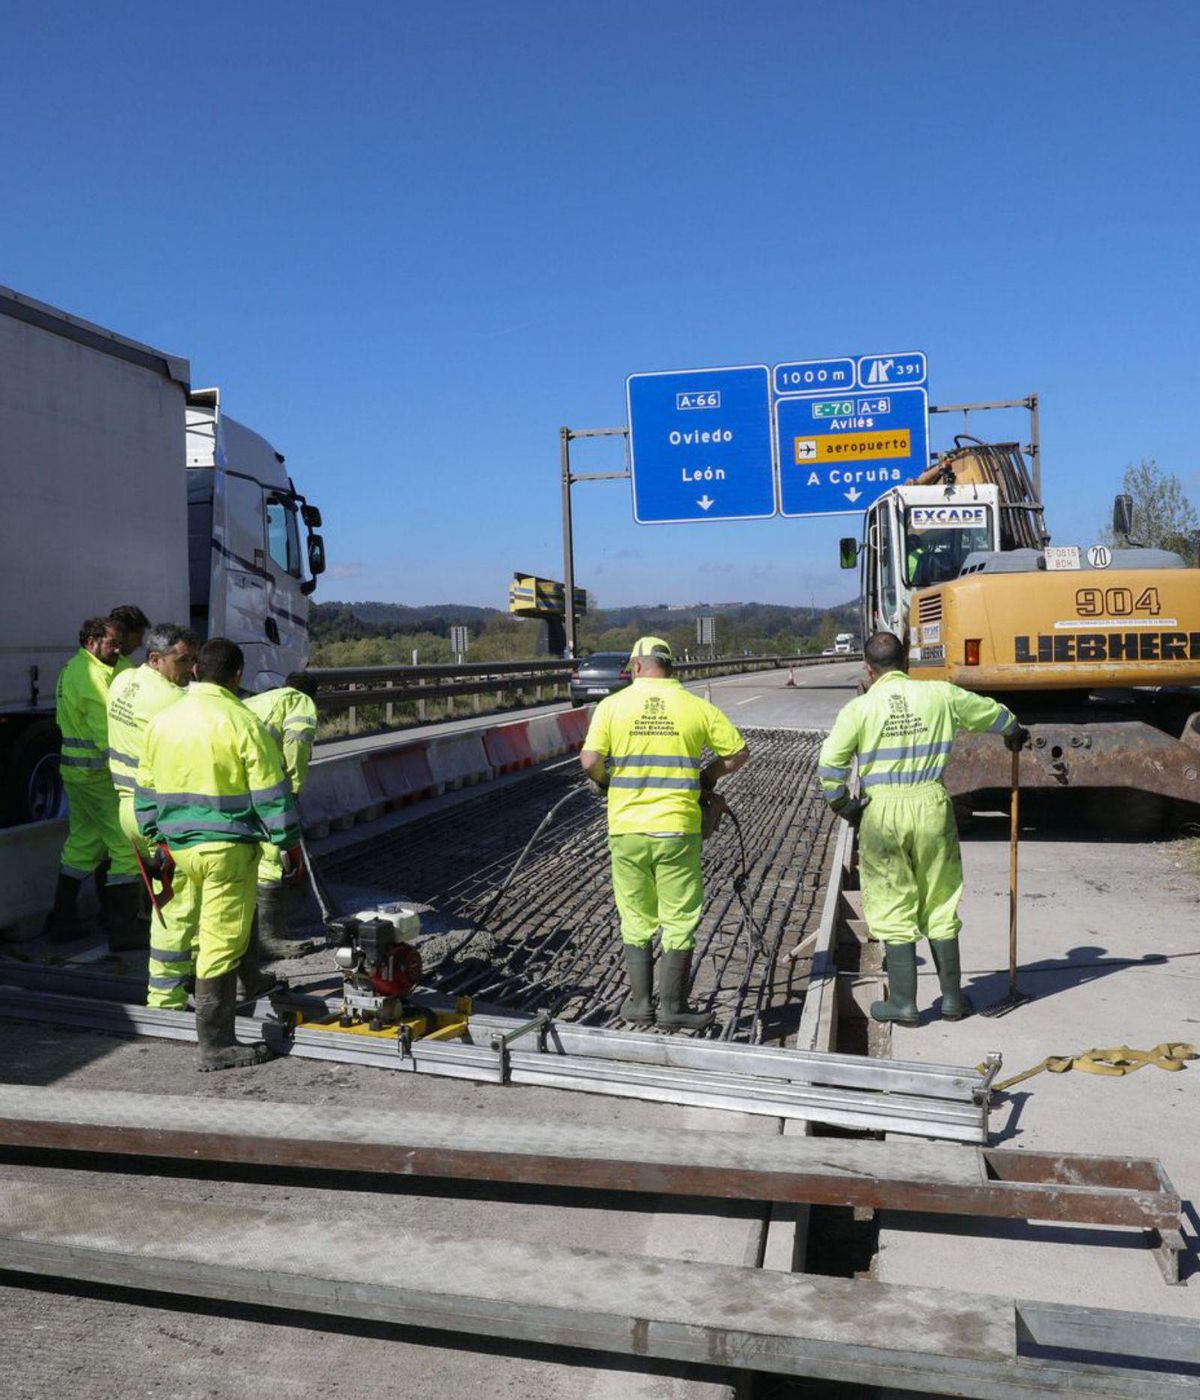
[988,1042,1196,1094]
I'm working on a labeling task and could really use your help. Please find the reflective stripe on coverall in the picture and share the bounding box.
[583,678,745,950]
[136,683,301,980]
[818,670,1016,945]
[108,664,191,1005]
[244,686,317,887]
[55,647,139,883]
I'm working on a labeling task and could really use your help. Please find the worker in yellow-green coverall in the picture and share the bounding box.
[818,631,1029,1026]
[136,638,302,1072]
[107,623,199,1007]
[580,636,749,1032]
[45,616,143,948]
[244,672,320,959]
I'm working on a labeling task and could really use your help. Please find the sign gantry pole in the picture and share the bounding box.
[559,425,629,659]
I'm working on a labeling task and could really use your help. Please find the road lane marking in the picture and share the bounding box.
[735,695,763,705]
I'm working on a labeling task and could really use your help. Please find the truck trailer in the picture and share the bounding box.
[0,286,325,825]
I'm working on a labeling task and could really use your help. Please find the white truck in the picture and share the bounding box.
[0,286,326,825]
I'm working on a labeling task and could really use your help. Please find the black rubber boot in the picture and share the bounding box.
[237,917,288,1003]
[194,972,276,1072]
[43,873,85,944]
[929,936,972,1021]
[656,948,714,1032]
[255,883,295,959]
[105,882,150,952]
[619,943,655,1025]
[870,942,920,1026]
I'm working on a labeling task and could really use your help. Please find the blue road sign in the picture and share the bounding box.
[626,366,775,524]
[775,386,929,518]
[774,357,855,397]
[856,351,926,388]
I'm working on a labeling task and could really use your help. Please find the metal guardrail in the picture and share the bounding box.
[309,652,862,715]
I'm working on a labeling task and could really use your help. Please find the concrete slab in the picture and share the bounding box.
[876,819,1200,1321]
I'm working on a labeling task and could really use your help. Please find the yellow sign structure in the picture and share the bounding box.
[794,429,912,465]
[508,573,587,620]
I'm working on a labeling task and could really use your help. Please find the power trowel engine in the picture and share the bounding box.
[332,903,424,1029]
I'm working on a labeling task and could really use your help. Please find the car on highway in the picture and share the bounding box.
[569,651,631,707]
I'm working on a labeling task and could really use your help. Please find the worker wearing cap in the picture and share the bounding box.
[107,623,199,1007]
[818,631,1029,1026]
[44,616,144,948]
[245,672,320,958]
[136,638,302,1072]
[580,636,749,1031]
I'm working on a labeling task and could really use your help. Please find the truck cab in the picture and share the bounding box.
[186,389,325,692]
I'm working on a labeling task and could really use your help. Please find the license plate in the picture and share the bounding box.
[587,687,608,694]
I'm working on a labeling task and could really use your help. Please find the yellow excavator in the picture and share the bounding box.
[839,431,1200,830]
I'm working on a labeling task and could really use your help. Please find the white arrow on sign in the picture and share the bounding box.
[844,487,862,503]
[697,494,715,511]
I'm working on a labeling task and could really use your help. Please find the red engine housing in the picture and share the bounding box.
[369,942,423,999]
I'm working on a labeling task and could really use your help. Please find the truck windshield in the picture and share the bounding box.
[904,510,992,587]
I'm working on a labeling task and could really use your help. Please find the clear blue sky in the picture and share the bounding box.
[4,1,1196,609]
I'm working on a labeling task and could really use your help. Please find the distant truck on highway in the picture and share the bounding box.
[833,633,859,654]
[0,286,326,825]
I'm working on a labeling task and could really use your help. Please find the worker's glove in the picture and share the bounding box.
[699,791,729,840]
[147,844,175,905]
[280,844,306,886]
[1003,725,1032,753]
[835,796,869,830]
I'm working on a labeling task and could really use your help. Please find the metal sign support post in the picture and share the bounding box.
[929,395,1040,499]
[559,425,629,658]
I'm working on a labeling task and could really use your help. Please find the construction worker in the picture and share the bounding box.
[108,604,151,676]
[580,636,749,1031]
[244,672,320,958]
[107,624,199,1007]
[818,631,1029,1026]
[44,616,144,948]
[136,638,302,1071]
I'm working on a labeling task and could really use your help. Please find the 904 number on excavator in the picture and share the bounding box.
[1075,586,1161,617]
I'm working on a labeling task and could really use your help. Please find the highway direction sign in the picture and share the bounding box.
[626,366,775,524]
[775,386,929,518]
[856,351,926,388]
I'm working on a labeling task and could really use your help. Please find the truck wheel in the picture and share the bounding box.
[2,719,65,825]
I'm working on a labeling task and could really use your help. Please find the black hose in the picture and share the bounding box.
[477,783,594,927]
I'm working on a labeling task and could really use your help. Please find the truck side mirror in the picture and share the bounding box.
[1112,494,1133,538]
[838,537,858,570]
[307,533,326,576]
[301,504,323,528]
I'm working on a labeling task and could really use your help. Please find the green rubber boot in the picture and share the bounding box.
[619,942,655,1025]
[870,942,920,1026]
[929,936,972,1021]
[656,948,713,1032]
[194,972,276,1072]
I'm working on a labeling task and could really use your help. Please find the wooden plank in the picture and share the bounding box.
[0,1181,1192,1396]
[0,1087,1181,1232]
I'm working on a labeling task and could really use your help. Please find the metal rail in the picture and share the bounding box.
[0,984,996,1140]
[1,1177,1196,1395]
[309,651,859,714]
[0,1087,1182,1284]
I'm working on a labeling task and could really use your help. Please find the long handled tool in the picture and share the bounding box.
[979,746,1034,1017]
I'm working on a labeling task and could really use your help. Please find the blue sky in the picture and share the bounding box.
[4,1,1196,609]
